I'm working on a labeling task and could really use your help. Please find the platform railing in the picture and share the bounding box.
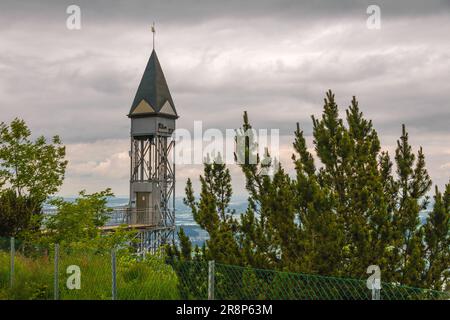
[43,207,173,228]
[105,208,160,227]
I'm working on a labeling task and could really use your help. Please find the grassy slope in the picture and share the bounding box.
[0,251,180,300]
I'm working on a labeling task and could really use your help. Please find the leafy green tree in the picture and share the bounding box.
[0,118,67,202]
[0,118,67,236]
[0,190,41,237]
[42,189,112,244]
[24,188,139,252]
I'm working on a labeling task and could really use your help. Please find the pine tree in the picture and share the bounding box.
[422,183,450,290]
[182,155,241,265]
[175,91,448,290]
[292,121,344,275]
[392,125,432,286]
[178,227,192,261]
[307,92,392,277]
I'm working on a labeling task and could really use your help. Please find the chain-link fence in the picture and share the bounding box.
[0,239,180,300]
[170,260,209,300]
[170,261,450,300]
[211,262,449,300]
[0,237,54,300]
[1,238,449,300]
[58,245,112,299]
[116,251,179,300]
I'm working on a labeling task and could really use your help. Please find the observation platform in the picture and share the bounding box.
[43,207,173,231]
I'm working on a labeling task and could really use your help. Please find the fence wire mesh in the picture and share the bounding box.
[170,260,209,300]
[0,238,449,300]
[0,237,53,300]
[211,263,450,300]
[0,237,11,294]
[116,252,179,300]
[58,246,112,300]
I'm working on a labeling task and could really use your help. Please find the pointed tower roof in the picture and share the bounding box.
[129,50,178,118]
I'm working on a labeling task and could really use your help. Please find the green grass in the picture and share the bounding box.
[0,251,54,300]
[116,253,180,300]
[0,250,180,300]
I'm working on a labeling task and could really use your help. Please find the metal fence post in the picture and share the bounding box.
[208,260,215,300]
[10,237,15,288]
[54,243,59,300]
[111,248,117,300]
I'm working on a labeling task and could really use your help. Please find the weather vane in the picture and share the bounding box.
[151,22,156,50]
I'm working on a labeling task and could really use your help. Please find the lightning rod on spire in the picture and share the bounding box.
[151,22,156,50]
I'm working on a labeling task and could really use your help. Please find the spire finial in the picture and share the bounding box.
[151,22,156,50]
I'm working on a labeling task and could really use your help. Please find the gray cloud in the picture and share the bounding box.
[0,0,449,195]
[1,1,449,26]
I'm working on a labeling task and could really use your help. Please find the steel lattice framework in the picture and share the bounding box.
[130,134,175,253]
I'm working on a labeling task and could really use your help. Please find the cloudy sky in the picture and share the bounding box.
[0,0,449,197]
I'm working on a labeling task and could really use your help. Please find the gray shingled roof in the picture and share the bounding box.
[129,49,178,118]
